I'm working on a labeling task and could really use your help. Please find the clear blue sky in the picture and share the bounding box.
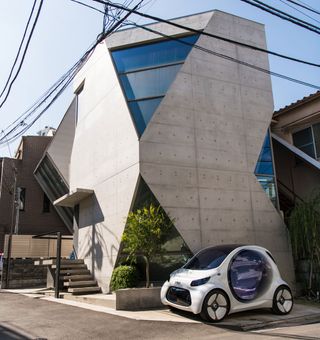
[0,0,319,156]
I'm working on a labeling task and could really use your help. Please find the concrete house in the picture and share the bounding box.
[35,10,295,292]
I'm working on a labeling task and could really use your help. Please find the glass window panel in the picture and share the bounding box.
[256,175,276,202]
[312,123,320,159]
[299,144,316,158]
[34,155,73,229]
[255,161,274,175]
[112,35,199,73]
[293,127,313,148]
[229,250,272,301]
[262,130,271,148]
[259,147,272,162]
[120,64,182,100]
[128,98,162,136]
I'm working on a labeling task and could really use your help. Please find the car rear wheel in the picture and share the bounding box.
[200,289,230,322]
[272,285,293,315]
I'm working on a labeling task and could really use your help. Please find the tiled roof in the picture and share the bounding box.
[274,91,320,117]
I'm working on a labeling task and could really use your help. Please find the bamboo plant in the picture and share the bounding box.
[288,192,320,293]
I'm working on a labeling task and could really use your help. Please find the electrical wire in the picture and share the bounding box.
[240,0,320,34]
[250,0,320,30]
[0,0,38,100]
[0,2,141,145]
[0,0,44,109]
[280,0,320,24]
[126,21,320,90]
[89,0,320,68]
[284,0,320,16]
[70,0,105,14]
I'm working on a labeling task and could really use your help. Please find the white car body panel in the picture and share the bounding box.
[161,245,291,318]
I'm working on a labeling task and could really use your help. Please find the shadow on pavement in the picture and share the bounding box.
[0,323,46,340]
[167,305,320,332]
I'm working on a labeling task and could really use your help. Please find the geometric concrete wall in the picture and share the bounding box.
[140,11,295,286]
[70,41,139,292]
[67,10,294,292]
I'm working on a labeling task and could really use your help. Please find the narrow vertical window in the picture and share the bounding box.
[43,193,50,213]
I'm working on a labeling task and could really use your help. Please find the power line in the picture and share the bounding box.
[240,0,320,35]
[0,2,140,145]
[70,0,105,14]
[0,0,44,109]
[89,0,320,68]
[127,21,320,90]
[284,0,320,16]
[280,0,320,24]
[0,0,38,100]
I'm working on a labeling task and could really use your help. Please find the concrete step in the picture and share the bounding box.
[63,293,116,309]
[59,269,90,275]
[68,286,101,295]
[61,274,93,281]
[35,259,84,266]
[52,264,87,269]
[64,280,97,287]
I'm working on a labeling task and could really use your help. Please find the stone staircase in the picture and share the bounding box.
[34,258,101,295]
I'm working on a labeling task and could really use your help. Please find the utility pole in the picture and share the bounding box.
[5,165,17,288]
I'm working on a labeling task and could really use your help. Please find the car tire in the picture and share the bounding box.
[200,289,230,323]
[272,285,293,315]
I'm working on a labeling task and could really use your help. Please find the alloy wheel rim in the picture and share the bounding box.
[276,288,293,313]
[207,293,228,320]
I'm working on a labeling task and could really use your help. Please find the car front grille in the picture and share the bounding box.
[166,286,191,307]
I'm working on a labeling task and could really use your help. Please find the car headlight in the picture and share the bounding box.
[190,276,210,286]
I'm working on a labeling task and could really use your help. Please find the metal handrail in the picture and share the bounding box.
[32,231,73,299]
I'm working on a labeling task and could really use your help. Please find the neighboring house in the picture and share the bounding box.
[271,91,320,214]
[0,135,69,253]
[35,10,295,292]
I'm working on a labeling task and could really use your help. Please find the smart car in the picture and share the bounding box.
[161,244,293,322]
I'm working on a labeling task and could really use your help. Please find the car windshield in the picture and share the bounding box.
[184,245,240,270]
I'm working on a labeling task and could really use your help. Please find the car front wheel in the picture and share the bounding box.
[200,289,230,322]
[272,285,293,315]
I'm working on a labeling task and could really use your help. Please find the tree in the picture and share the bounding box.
[122,203,173,288]
[288,192,320,293]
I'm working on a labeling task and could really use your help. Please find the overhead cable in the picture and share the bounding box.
[0,0,44,109]
[284,0,320,16]
[0,0,38,100]
[89,0,320,68]
[128,21,320,90]
[279,0,320,24]
[240,0,320,35]
[0,2,140,145]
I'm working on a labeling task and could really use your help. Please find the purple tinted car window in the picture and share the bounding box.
[229,250,271,301]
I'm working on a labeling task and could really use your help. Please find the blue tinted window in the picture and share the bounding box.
[256,175,277,205]
[128,98,162,135]
[111,35,199,136]
[229,250,272,301]
[255,161,273,175]
[112,35,199,73]
[255,130,277,207]
[120,64,182,100]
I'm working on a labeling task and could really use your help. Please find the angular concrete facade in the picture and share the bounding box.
[52,11,294,292]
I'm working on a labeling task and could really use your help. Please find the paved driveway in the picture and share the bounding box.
[0,291,320,340]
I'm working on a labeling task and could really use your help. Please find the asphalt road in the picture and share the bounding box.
[0,292,319,340]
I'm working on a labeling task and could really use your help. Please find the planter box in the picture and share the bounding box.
[115,287,164,310]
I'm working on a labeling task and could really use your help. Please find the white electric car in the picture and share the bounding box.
[161,244,293,322]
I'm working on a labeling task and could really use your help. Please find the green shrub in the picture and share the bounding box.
[110,265,138,291]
